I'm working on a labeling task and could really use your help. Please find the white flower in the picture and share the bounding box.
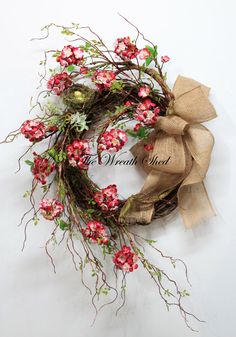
[70,112,89,132]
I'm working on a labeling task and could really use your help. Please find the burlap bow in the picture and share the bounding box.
[119,75,217,228]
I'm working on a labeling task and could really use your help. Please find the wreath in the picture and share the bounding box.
[1,16,217,330]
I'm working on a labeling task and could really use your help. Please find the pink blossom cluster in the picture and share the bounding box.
[114,37,151,61]
[66,139,90,170]
[94,184,119,211]
[21,120,46,142]
[134,99,160,126]
[114,37,139,59]
[47,72,73,95]
[98,128,128,152]
[113,245,138,273]
[39,198,64,221]
[57,45,84,66]
[82,221,109,245]
[92,70,116,91]
[32,153,55,185]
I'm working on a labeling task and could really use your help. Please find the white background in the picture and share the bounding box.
[0,0,236,336]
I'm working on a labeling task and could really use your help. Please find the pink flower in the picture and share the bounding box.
[21,120,46,142]
[94,184,119,211]
[161,55,170,63]
[138,48,151,60]
[144,144,154,151]
[92,70,116,91]
[125,100,135,107]
[113,245,138,273]
[66,139,90,170]
[47,125,58,133]
[82,221,109,245]
[133,123,142,132]
[32,153,55,185]
[98,128,128,153]
[134,99,160,126]
[47,72,73,95]
[57,45,84,66]
[39,198,64,221]
[138,85,151,98]
[80,66,88,74]
[114,37,139,60]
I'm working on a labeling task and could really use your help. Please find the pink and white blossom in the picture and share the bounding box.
[98,128,128,153]
[92,70,116,91]
[138,85,151,98]
[94,184,119,211]
[138,48,151,60]
[113,245,138,273]
[82,221,109,245]
[39,198,64,221]
[21,120,46,142]
[114,37,139,60]
[47,72,73,95]
[134,99,160,126]
[57,45,84,66]
[66,139,90,170]
[32,153,55,185]
[161,55,170,63]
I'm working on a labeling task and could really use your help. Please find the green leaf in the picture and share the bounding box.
[145,57,153,67]
[23,190,30,198]
[33,216,40,226]
[110,80,124,93]
[67,65,75,72]
[145,45,158,58]
[126,126,150,140]
[61,29,74,36]
[25,160,34,168]
[145,239,157,244]
[48,148,57,159]
[56,219,69,231]
[52,51,60,58]
[144,45,158,67]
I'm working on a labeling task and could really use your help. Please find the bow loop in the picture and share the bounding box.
[155,115,189,135]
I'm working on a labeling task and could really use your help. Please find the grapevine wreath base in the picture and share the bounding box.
[1,16,217,330]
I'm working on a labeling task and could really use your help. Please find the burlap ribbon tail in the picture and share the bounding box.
[119,75,217,228]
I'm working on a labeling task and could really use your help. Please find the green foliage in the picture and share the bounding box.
[145,239,157,244]
[41,185,50,193]
[91,269,98,277]
[164,289,173,297]
[58,180,66,201]
[23,190,30,198]
[48,148,67,163]
[61,29,74,36]
[145,45,158,67]
[83,42,92,52]
[52,51,60,58]
[70,112,89,132]
[25,160,34,168]
[67,65,75,72]
[126,126,150,139]
[33,215,40,226]
[88,199,96,206]
[110,80,124,93]
[115,122,127,130]
[180,290,190,297]
[56,219,69,230]
[45,102,62,115]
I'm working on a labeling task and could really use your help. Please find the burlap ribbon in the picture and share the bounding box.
[119,76,217,228]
